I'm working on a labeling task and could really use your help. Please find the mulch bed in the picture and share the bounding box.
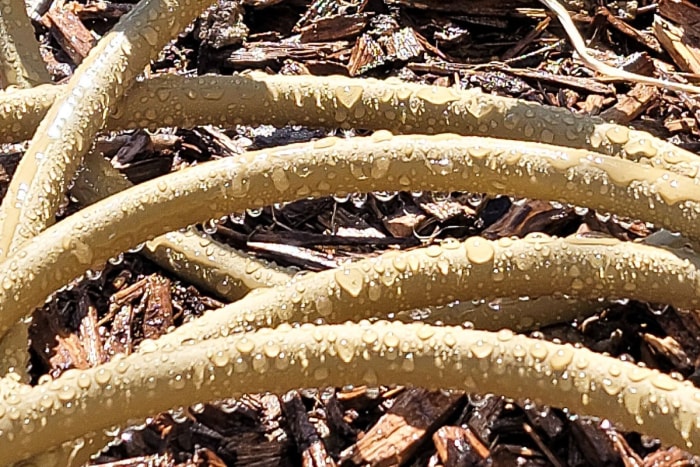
[5,0,700,465]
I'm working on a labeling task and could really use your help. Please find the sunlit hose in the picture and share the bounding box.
[74,144,601,324]
[1,322,699,464]
[151,234,700,346]
[1,73,699,177]
[1,133,700,340]
[0,0,215,259]
[0,0,49,88]
[72,150,294,300]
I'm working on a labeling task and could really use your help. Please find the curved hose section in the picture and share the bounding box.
[1,322,699,463]
[74,150,598,323]
[154,234,700,345]
[0,0,49,88]
[1,73,699,177]
[0,0,214,258]
[72,150,294,300]
[2,133,700,338]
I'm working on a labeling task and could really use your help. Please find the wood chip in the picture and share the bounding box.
[502,15,550,60]
[105,303,134,356]
[665,117,697,133]
[336,385,401,412]
[577,93,607,114]
[570,419,622,466]
[29,293,108,378]
[45,6,96,64]
[643,333,692,371]
[227,41,349,69]
[348,33,386,75]
[69,1,133,21]
[325,392,358,440]
[340,388,463,466]
[481,199,577,239]
[142,275,173,340]
[349,25,424,76]
[432,425,490,466]
[643,446,699,466]
[382,204,427,237]
[111,276,149,307]
[599,83,660,124]
[198,0,248,49]
[653,14,700,74]
[467,395,504,443]
[596,6,662,54]
[300,14,370,43]
[282,390,337,467]
[416,194,475,222]
[77,294,107,367]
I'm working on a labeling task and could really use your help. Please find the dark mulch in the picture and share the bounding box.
[5,0,700,465]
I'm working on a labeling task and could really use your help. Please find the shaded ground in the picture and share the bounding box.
[5,0,700,465]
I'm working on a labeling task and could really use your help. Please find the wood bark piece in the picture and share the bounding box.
[570,418,622,466]
[340,388,464,466]
[432,425,490,466]
[105,303,134,356]
[658,0,700,33]
[46,6,96,64]
[385,0,539,15]
[282,390,337,467]
[599,83,660,124]
[142,275,173,340]
[197,0,248,49]
[467,395,504,444]
[643,333,692,371]
[299,14,370,43]
[653,15,700,74]
[596,6,662,54]
[29,293,107,378]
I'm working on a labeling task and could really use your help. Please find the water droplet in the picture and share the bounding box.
[464,237,495,264]
[263,341,281,358]
[417,324,435,340]
[470,340,493,359]
[335,339,355,363]
[651,374,678,391]
[374,191,397,202]
[549,347,573,371]
[271,167,290,192]
[246,207,263,217]
[211,351,230,367]
[315,295,333,317]
[362,329,379,345]
[335,268,364,297]
[351,193,367,208]
[236,337,255,354]
[94,368,112,385]
[529,342,548,360]
[170,374,186,390]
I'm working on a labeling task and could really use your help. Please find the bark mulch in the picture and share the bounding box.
[5,0,700,465]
